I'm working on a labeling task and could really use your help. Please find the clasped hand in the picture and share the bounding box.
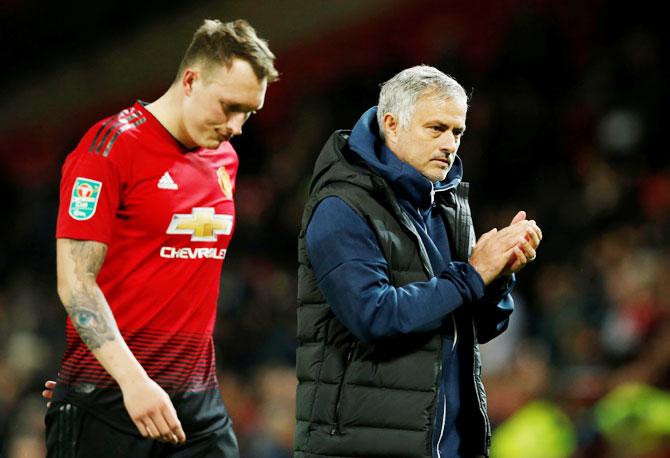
[469,211,543,285]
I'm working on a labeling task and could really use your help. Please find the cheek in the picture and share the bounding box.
[420,142,438,160]
[189,91,218,121]
[183,108,211,139]
[205,103,226,125]
[183,105,201,131]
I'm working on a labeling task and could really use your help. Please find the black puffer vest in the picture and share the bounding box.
[295,131,491,458]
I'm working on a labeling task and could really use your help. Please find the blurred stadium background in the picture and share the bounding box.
[1,0,668,457]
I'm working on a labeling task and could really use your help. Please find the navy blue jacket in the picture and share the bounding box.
[305,107,514,457]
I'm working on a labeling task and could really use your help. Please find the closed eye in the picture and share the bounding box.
[222,102,257,121]
[427,124,447,134]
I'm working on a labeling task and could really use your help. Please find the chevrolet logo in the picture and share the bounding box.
[166,207,233,242]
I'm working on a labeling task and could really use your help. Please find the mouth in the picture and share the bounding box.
[215,130,231,143]
[432,158,452,167]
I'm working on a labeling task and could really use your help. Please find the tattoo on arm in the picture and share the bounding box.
[61,240,118,351]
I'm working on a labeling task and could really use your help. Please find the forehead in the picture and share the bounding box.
[201,59,267,109]
[411,93,467,126]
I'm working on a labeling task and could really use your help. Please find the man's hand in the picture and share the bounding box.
[119,374,187,445]
[469,211,542,284]
[43,380,56,408]
[41,378,185,444]
[56,238,187,445]
[500,211,542,275]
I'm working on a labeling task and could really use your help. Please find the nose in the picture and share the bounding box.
[440,131,458,154]
[227,113,245,137]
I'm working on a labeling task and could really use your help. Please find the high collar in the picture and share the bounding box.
[347,107,463,210]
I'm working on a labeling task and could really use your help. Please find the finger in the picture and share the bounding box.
[502,244,517,259]
[510,210,526,225]
[150,411,175,443]
[42,389,53,400]
[529,220,543,241]
[497,222,530,238]
[169,419,186,444]
[513,246,528,265]
[509,259,524,273]
[519,241,536,261]
[134,420,149,438]
[477,228,497,243]
[144,420,161,440]
[495,226,532,250]
[518,221,540,246]
[155,407,183,444]
[483,227,498,237]
[45,381,57,389]
[525,226,541,249]
[504,249,526,274]
[173,426,186,444]
[162,405,186,444]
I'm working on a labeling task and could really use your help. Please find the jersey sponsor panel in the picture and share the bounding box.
[166,207,233,242]
[161,207,233,259]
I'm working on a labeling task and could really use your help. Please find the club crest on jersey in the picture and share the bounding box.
[217,167,233,198]
[69,177,102,220]
[166,207,233,242]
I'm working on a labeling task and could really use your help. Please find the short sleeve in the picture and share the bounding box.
[56,124,125,244]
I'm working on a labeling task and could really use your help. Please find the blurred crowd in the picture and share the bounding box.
[0,1,668,457]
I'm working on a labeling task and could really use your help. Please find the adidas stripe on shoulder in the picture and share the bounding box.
[88,107,146,157]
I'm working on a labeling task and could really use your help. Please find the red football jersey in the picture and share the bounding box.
[56,102,237,393]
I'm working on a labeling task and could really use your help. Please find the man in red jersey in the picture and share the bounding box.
[44,19,278,457]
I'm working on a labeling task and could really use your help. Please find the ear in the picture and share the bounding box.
[382,112,399,145]
[181,69,199,96]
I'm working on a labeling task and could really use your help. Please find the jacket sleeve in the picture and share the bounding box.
[472,275,516,344]
[305,196,486,343]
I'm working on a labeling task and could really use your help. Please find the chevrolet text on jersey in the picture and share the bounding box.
[159,247,227,259]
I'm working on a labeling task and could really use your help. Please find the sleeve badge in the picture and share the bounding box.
[68,177,103,220]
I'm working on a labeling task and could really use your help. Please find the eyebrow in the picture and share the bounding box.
[223,101,259,113]
[425,121,467,132]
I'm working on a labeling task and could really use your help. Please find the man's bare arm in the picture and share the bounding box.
[57,240,116,349]
[56,238,186,444]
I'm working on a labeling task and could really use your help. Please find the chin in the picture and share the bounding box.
[438,168,451,182]
[427,170,449,183]
[199,139,222,149]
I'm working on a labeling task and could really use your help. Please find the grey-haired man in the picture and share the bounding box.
[295,65,541,458]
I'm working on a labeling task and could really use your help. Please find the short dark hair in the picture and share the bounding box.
[176,19,278,83]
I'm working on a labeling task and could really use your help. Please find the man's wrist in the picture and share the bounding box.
[94,343,149,388]
[468,261,494,286]
[116,367,150,389]
[444,262,486,300]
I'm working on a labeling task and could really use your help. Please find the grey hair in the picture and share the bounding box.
[377,65,468,139]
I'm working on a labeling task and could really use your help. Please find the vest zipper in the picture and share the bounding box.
[436,394,447,458]
[331,342,355,435]
[471,321,491,452]
[435,315,457,457]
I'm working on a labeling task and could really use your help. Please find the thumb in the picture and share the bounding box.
[479,227,497,240]
[510,210,526,225]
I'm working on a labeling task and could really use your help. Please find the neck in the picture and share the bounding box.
[145,86,195,148]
